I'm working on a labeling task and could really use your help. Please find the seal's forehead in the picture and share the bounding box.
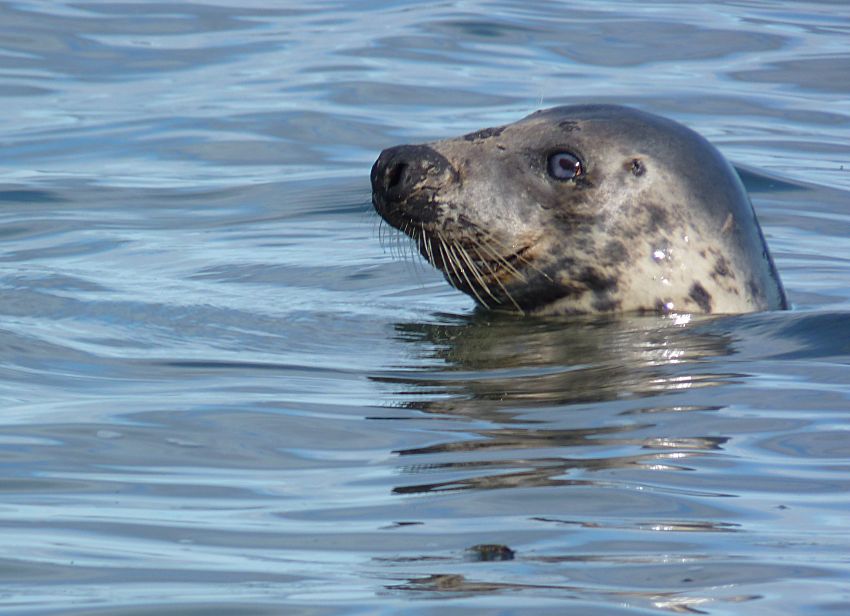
[510,104,650,147]
[515,104,701,152]
[522,103,651,124]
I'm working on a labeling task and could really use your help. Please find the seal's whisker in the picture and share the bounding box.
[446,240,489,308]
[421,227,435,267]
[392,222,402,260]
[475,239,527,282]
[411,224,422,261]
[442,236,471,296]
[513,253,551,282]
[393,222,415,279]
[410,227,432,263]
[396,221,409,260]
[406,228,418,265]
[407,226,419,267]
[377,218,391,254]
[459,243,497,301]
[471,245,524,313]
[456,243,500,303]
[391,223,404,260]
[479,231,553,283]
[436,236,461,290]
[390,222,428,282]
[470,232,525,277]
[442,237,466,293]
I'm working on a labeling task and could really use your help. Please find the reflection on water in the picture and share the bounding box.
[387,573,761,615]
[362,305,849,613]
[375,314,735,495]
[386,313,736,407]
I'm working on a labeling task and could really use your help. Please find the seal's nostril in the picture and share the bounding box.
[387,162,408,190]
[372,144,454,215]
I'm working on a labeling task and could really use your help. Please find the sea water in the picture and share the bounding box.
[1,1,849,614]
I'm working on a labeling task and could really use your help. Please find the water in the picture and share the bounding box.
[1,1,849,614]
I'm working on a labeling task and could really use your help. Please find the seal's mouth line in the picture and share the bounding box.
[375,205,536,312]
[473,244,532,281]
[395,219,530,281]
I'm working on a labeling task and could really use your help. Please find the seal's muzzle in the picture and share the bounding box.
[371,144,456,227]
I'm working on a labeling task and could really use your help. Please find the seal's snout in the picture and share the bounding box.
[371,144,455,227]
[372,145,415,198]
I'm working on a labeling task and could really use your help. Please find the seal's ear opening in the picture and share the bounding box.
[630,158,645,177]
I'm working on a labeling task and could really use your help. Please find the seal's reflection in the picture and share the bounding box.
[372,312,734,495]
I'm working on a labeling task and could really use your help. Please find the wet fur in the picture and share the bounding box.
[372,104,787,315]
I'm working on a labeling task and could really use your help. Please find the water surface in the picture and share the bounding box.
[1,1,849,614]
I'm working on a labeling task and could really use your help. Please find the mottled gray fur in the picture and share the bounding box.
[371,104,787,315]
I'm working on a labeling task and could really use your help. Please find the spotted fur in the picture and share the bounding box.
[371,104,787,315]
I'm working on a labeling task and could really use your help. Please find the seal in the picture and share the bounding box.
[371,104,787,315]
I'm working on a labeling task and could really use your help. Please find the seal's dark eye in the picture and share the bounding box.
[547,152,583,181]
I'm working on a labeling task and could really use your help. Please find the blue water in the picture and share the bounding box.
[1,1,849,614]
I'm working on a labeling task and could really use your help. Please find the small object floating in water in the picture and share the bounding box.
[465,543,516,561]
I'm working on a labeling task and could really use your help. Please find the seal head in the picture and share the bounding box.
[371,104,787,315]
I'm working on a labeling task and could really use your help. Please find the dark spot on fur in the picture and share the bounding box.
[513,281,585,311]
[630,159,645,177]
[551,209,597,230]
[455,214,477,230]
[463,126,505,142]
[603,240,629,263]
[711,256,735,281]
[645,204,668,231]
[689,282,712,313]
[577,267,618,292]
[561,281,587,297]
[571,235,590,251]
[558,120,579,132]
[748,279,763,300]
[592,297,622,312]
[618,223,641,240]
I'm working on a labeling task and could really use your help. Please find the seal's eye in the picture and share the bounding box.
[547,152,583,181]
